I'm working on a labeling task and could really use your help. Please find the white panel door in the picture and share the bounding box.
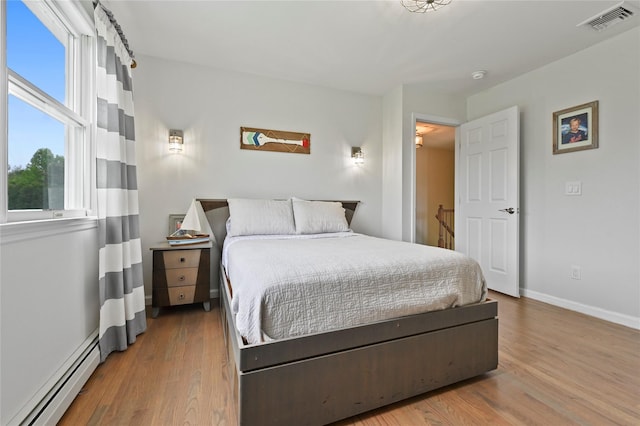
[457,106,519,297]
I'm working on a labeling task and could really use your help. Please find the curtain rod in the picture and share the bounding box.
[93,0,137,68]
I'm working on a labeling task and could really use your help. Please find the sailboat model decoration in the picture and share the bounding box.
[167,199,213,246]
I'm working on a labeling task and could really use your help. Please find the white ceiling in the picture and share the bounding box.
[103,0,640,97]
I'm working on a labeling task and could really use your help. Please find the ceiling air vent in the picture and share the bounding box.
[577,1,638,31]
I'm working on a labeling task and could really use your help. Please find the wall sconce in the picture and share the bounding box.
[351,147,364,165]
[415,132,423,148]
[169,129,184,153]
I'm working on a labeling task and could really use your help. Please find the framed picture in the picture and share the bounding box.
[168,214,185,235]
[553,101,599,154]
[240,126,310,155]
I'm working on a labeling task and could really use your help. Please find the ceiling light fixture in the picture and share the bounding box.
[471,70,487,80]
[415,133,424,148]
[401,0,452,13]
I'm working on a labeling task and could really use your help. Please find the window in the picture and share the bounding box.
[2,0,94,223]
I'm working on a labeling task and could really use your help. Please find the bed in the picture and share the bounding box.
[200,198,498,426]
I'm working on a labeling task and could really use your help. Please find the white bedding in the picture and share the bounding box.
[223,233,487,345]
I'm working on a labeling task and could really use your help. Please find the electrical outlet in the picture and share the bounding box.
[570,265,581,280]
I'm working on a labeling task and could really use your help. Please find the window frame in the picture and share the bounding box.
[1,0,95,225]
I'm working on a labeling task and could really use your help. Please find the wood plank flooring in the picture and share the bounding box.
[59,292,640,425]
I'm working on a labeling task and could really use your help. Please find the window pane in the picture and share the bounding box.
[8,95,65,210]
[6,0,66,104]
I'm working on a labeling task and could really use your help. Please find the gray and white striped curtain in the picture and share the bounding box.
[95,5,146,362]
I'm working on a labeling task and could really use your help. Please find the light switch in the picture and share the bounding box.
[565,181,582,196]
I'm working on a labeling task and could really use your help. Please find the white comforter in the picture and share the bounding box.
[223,233,486,345]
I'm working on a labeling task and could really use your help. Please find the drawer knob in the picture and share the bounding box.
[179,275,185,281]
[179,293,185,300]
[180,257,186,263]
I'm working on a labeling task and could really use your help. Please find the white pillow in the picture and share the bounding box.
[292,199,349,234]
[227,198,296,236]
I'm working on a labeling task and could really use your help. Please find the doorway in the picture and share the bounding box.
[410,107,520,297]
[415,121,456,248]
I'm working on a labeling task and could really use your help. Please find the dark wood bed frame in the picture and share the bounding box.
[199,199,498,426]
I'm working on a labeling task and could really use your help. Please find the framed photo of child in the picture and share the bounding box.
[553,101,598,154]
[168,214,185,235]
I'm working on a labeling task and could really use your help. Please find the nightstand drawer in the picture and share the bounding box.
[168,286,196,305]
[166,268,198,287]
[163,250,201,269]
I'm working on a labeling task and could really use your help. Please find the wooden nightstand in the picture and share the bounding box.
[150,241,212,318]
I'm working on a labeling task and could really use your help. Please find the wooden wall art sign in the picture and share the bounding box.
[240,127,310,154]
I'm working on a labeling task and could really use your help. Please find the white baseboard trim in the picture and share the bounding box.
[32,343,100,426]
[9,331,99,426]
[521,288,640,330]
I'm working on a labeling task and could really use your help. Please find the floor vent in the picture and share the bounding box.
[577,1,638,31]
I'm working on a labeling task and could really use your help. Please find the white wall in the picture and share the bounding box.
[0,222,99,424]
[133,55,383,297]
[467,27,640,326]
[381,87,403,240]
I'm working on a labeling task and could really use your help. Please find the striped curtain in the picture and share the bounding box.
[95,5,146,362]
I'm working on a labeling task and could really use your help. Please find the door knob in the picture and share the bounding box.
[499,207,516,214]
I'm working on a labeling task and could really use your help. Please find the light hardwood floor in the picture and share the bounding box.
[59,291,640,425]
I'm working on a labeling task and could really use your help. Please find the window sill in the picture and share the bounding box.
[0,216,98,245]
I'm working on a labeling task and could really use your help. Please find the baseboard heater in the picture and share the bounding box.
[8,330,100,426]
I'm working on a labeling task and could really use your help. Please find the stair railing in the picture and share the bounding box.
[435,204,454,249]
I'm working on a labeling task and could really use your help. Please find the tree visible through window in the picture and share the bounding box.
[8,148,64,210]
[7,93,66,210]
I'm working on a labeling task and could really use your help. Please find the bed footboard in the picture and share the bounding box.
[219,265,498,426]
